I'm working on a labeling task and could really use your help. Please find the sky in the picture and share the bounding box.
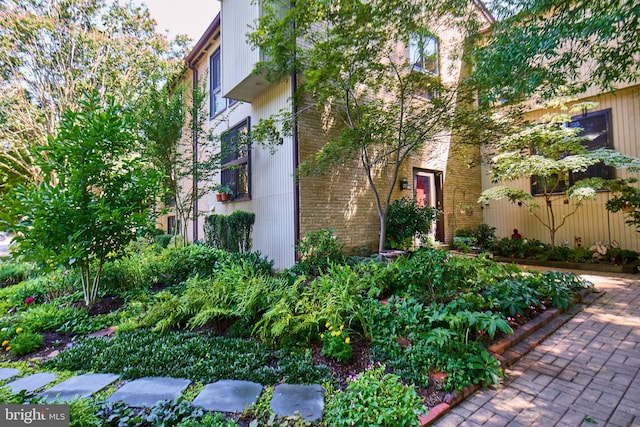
[136,0,220,47]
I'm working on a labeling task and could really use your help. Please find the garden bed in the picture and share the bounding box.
[494,256,639,274]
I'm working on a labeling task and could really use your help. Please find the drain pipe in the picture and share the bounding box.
[187,60,199,242]
[290,4,300,261]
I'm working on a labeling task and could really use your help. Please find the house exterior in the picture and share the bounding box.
[166,1,492,270]
[481,81,640,252]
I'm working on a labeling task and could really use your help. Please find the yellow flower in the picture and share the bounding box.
[15,328,23,334]
[339,325,344,330]
[335,330,341,337]
[325,322,330,328]
[1,340,8,347]
[345,337,351,344]
[5,346,10,352]
[320,334,324,339]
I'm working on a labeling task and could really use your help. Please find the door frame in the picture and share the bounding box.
[414,168,444,242]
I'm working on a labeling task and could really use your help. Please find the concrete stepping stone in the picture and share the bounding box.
[107,376,191,408]
[0,367,19,381]
[193,380,262,413]
[270,384,324,422]
[38,373,120,402]
[6,372,57,394]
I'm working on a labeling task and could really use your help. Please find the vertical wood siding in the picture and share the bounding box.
[220,0,259,96]
[482,85,640,251]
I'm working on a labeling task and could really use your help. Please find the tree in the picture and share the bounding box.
[479,102,640,248]
[5,93,162,305]
[251,0,490,256]
[473,0,640,102]
[0,0,188,191]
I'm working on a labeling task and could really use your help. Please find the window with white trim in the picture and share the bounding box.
[409,33,438,75]
[221,118,251,200]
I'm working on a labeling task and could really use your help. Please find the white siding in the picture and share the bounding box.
[206,80,296,270]
[220,0,273,102]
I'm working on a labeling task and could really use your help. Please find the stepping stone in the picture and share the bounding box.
[107,376,191,408]
[270,384,324,422]
[6,372,57,394]
[0,367,19,381]
[193,380,262,413]
[38,373,120,402]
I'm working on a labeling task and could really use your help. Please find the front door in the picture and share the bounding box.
[414,170,444,242]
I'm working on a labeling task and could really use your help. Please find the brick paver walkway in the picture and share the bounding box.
[435,270,640,427]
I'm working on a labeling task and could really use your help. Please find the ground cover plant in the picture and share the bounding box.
[0,235,594,425]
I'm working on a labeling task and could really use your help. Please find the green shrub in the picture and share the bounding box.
[154,234,173,249]
[1,327,43,356]
[482,276,542,317]
[295,229,347,276]
[99,250,161,295]
[204,210,255,253]
[472,224,496,251]
[324,364,425,427]
[0,261,34,287]
[394,248,449,300]
[157,245,230,285]
[494,237,548,259]
[385,197,439,250]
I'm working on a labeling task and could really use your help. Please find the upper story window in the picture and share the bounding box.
[221,118,251,200]
[409,32,438,75]
[531,109,614,195]
[210,49,236,117]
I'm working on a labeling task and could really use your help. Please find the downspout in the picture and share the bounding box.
[292,71,300,261]
[187,60,199,242]
[291,5,300,261]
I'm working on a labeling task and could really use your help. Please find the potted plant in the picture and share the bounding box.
[458,203,474,216]
[216,184,233,202]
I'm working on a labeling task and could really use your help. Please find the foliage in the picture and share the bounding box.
[140,261,281,332]
[324,364,425,427]
[606,179,640,232]
[385,197,440,250]
[204,211,256,253]
[4,93,162,305]
[295,229,347,276]
[0,261,34,287]
[100,247,162,295]
[1,326,43,356]
[157,245,231,285]
[394,249,450,301]
[473,0,640,102]
[45,329,330,386]
[96,397,238,427]
[251,0,495,257]
[154,234,174,249]
[479,102,640,248]
[472,224,497,251]
[0,0,188,195]
[320,323,352,364]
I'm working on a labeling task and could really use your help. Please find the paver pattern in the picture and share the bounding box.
[435,270,640,427]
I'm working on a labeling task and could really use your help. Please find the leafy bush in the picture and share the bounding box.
[1,326,43,356]
[483,277,542,317]
[295,229,347,276]
[153,234,173,249]
[320,323,352,363]
[494,237,548,259]
[0,261,34,287]
[100,249,162,295]
[385,197,439,250]
[472,224,496,251]
[394,248,449,300]
[157,245,230,285]
[324,364,425,427]
[139,261,281,332]
[204,210,255,253]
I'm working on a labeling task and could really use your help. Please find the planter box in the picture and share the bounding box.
[493,257,639,274]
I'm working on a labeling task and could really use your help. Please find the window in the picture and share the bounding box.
[409,33,438,75]
[221,118,251,200]
[210,49,235,117]
[531,109,614,195]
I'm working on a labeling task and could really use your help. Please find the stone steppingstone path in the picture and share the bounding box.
[1,371,324,420]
